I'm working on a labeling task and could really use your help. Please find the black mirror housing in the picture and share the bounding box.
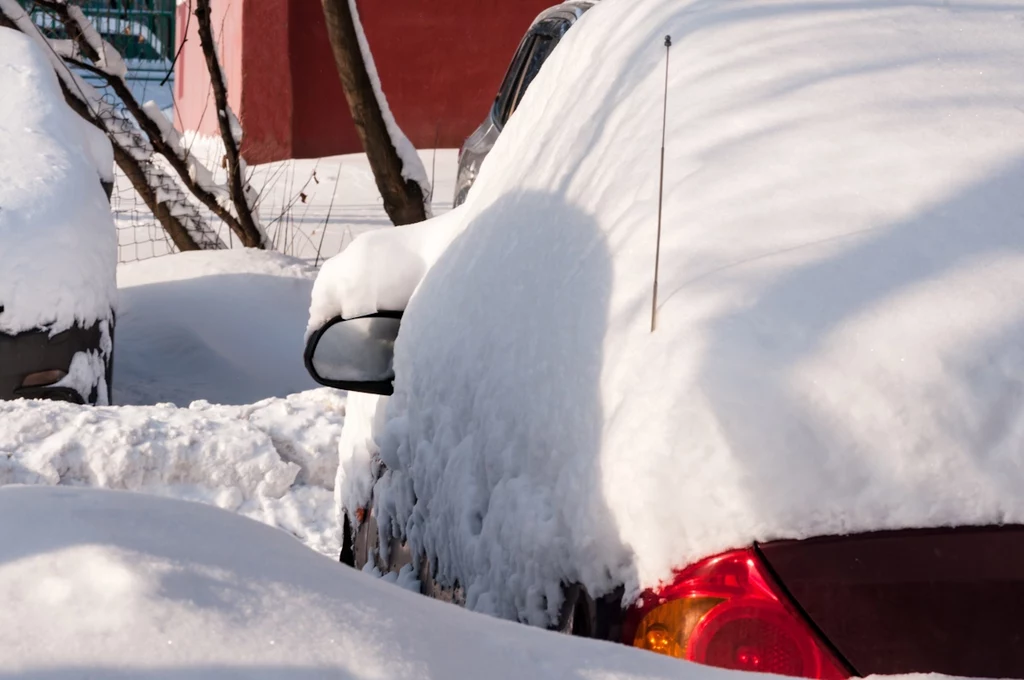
[303,311,403,396]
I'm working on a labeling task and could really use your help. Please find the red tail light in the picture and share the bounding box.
[623,549,851,679]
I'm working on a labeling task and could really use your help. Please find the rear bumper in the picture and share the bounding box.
[0,320,110,405]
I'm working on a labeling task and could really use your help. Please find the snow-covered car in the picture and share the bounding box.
[0,27,117,405]
[453,1,596,207]
[306,0,1024,677]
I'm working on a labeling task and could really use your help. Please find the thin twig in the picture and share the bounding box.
[194,0,264,248]
[160,0,191,86]
[315,168,343,268]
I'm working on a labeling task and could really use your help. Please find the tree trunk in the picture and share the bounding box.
[320,0,426,226]
[193,0,265,248]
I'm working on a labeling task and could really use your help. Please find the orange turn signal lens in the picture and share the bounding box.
[633,597,723,658]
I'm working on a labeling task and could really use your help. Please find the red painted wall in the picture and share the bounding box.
[240,0,293,163]
[176,0,555,163]
[174,0,244,139]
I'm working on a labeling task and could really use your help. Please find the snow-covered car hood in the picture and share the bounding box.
[310,0,1024,626]
[0,27,116,335]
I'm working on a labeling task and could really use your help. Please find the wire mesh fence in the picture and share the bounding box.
[111,183,176,263]
[14,0,439,267]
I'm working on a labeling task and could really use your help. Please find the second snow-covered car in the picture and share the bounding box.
[0,26,117,405]
[307,0,1024,677]
[453,1,596,207]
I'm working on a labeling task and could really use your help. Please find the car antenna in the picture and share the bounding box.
[651,34,672,333]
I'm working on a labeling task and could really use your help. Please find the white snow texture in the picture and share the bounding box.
[0,26,116,335]
[0,484,774,679]
[0,389,345,556]
[117,250,318,406]
[312,0,1024,628]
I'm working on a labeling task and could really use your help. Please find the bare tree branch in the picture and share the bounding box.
[35,0,256,250]
[161,0,190,87]
[193,0,265,248]
[320,0,427,226]
[0,3,202,252]
[32,0,99,58]
[58,79,203,252]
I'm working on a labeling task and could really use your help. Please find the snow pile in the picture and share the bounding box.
[0,485,749,679]
[117,250,318,406]
[312,0,1024,627]
[0,26,116,335]
[0,389,345,556]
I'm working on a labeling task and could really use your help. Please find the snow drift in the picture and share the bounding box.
[311,0,1024,627]
[0,390,345,556]
[0,27,116,335]
[117,250,319,406]
[0,484,762,679]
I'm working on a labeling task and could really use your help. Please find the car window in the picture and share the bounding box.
[493,19,570,129]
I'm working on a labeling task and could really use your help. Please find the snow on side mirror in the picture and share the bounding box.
[303,312,402,396]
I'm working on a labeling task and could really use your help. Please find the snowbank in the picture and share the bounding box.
[0,484,765,679]
[0,27,116,335]
[0,390,345,556]
[312,0,1024,627]
[117,250,318,406]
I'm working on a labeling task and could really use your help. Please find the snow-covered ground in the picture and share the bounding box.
[0,390,345,557]
[115,250,319,406]
[127,76,174,117]
[45,165,453,558]
[0,484,732,679]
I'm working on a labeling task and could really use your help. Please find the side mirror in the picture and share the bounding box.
[303,311,402,396]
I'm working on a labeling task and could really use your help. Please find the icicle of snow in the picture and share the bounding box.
[347,0,433,215]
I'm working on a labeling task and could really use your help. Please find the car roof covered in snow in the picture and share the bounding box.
[0,26,116,335]
[311,0,1024,626]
